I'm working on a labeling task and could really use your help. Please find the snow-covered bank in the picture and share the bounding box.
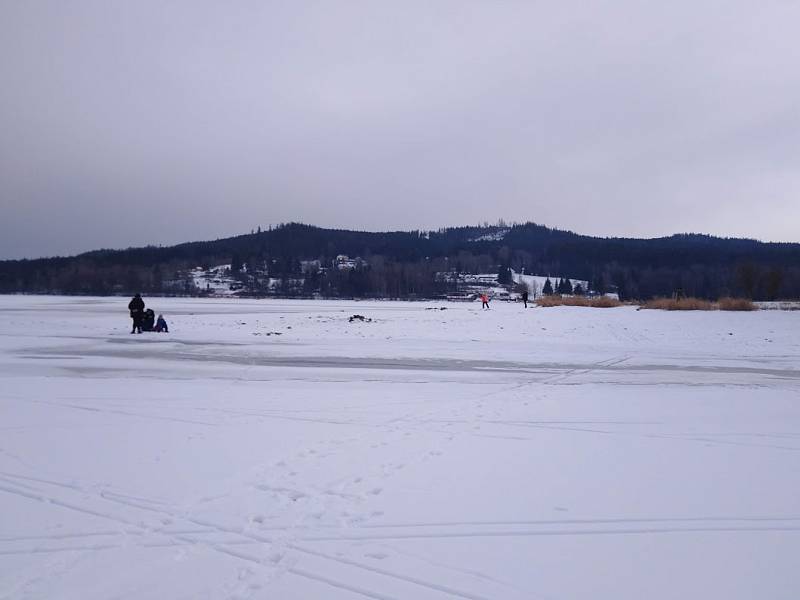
[1,296,798,599]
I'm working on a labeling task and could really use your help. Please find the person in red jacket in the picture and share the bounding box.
[480,293,490,310]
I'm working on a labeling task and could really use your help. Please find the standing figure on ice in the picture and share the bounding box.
[128,293,145,334]
[521,290,529,308]
[481,292,490,310]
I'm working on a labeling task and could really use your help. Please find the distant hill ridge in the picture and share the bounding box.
[2,222,799,300]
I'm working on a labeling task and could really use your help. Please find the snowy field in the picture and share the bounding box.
[1,296,799,600]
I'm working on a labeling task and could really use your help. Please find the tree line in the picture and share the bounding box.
[1,222,799,300]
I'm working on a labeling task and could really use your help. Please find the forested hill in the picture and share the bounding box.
[1,222,799,300]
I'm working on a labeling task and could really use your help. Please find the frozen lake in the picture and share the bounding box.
[1,296,799,599]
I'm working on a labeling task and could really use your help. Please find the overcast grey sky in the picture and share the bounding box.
[1,1,799,259]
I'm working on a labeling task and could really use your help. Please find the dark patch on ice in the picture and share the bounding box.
[348,315,372,323]
[19,355,82,360]
[106,337,246,347]
[26,346,800,380]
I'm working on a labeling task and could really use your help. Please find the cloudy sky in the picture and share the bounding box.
[1,1,799,259]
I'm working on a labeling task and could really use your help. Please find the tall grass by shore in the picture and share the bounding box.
[536,296,622,308]
[641,297,757,311]
[535,295,757,310]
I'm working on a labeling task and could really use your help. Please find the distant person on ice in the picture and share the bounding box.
[155,314,169,333]
[481,293,490,310]
[521,290,529,308]
[128,293,145,334]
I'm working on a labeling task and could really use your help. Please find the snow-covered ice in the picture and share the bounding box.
[1,296,798,599]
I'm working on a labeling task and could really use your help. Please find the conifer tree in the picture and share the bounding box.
[543,278,554,295]
[231,253,243,273]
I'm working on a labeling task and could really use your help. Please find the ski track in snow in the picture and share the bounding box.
[1,296,799,599]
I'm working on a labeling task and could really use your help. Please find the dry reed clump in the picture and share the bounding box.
[641,297,757,311]
[642,297,714,311]
[717,297,757,311]
[536,295,622,308]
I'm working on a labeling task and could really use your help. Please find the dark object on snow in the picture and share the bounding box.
[142,309,156,332]
[349,314,372,323]
[521,291,529,308]
[128,293,145,333]
[155,314,169,333]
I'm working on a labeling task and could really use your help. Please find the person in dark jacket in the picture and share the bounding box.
[521,290,529,308]
[142,308,156,332]
[128,294,145,334]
